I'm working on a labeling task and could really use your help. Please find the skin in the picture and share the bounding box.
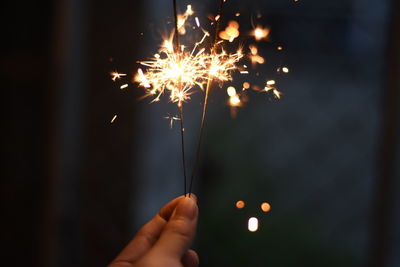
[109,195,199,267]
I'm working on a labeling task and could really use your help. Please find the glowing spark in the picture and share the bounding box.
[195,17,200,27]
[252,26,270,41]
[110,72,126,81]
[227,86,237,97]
[236,200,245,209]
[248,217,259,232]
[111,115,117,123]
[243,82,250,89]
[229,94,241,106]
[120,84,128,89]
[177,5,195,35]
[277,46,284,51]
[264,80,281,99]
[249,45,265,66]
[219,21,240,42]
[282,67,289,73]
[261,202,271,212]
[235,12,241,17]
[266,80,275,86]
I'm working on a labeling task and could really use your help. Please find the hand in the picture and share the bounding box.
[109,195,199,267]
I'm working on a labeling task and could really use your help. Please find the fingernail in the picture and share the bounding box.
[175,197,197,220]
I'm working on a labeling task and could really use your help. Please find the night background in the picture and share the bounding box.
[3,0,399,266]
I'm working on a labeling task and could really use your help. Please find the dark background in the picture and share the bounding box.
[3,0,399,266]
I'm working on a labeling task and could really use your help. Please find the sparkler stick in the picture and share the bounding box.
[188,0,225,196]
[173,0,188,196]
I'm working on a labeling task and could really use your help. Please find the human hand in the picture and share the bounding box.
[109,195,199,267]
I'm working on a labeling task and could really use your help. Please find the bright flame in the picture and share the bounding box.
[248,217,259,232]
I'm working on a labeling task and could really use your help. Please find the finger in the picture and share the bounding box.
[150,196,198,259]
[111,195,187,264]
[182,249,199,267]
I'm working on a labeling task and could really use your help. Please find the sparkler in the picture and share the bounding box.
[129,0,288,195]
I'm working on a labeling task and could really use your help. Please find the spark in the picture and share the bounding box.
[110,72,126,81]
[120,84,128,89]
[249,45,265,66]
[111,115,117,123]
[252,26,270,41]
[227,86,237,97]
[177,5,195,35]
[164,115,181,128]
[243,82,250,89]
[219,20,240,42]
[264,79,282,99]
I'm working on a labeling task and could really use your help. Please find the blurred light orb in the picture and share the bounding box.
[261,202,271,212]
[235,200,245,209]
[248,217,259,232]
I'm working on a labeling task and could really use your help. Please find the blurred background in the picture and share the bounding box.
[3,0,399,266]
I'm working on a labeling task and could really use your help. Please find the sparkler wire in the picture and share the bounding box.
[188,0,225,196]
[173,0,188,196]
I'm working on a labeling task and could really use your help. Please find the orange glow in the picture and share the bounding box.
[261,202,271,212]
[243,82,250,89]
[248,217,259,232]
[249,45,265,66]
[219,20,240,42]
[235,200,245,209]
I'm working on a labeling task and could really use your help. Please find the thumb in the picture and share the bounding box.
[150,196,198,259]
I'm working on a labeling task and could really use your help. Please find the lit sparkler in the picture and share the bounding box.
[116,0,289,195]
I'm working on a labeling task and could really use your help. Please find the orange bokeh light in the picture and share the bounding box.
[236,200,245,209]
[261,202,271,212]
